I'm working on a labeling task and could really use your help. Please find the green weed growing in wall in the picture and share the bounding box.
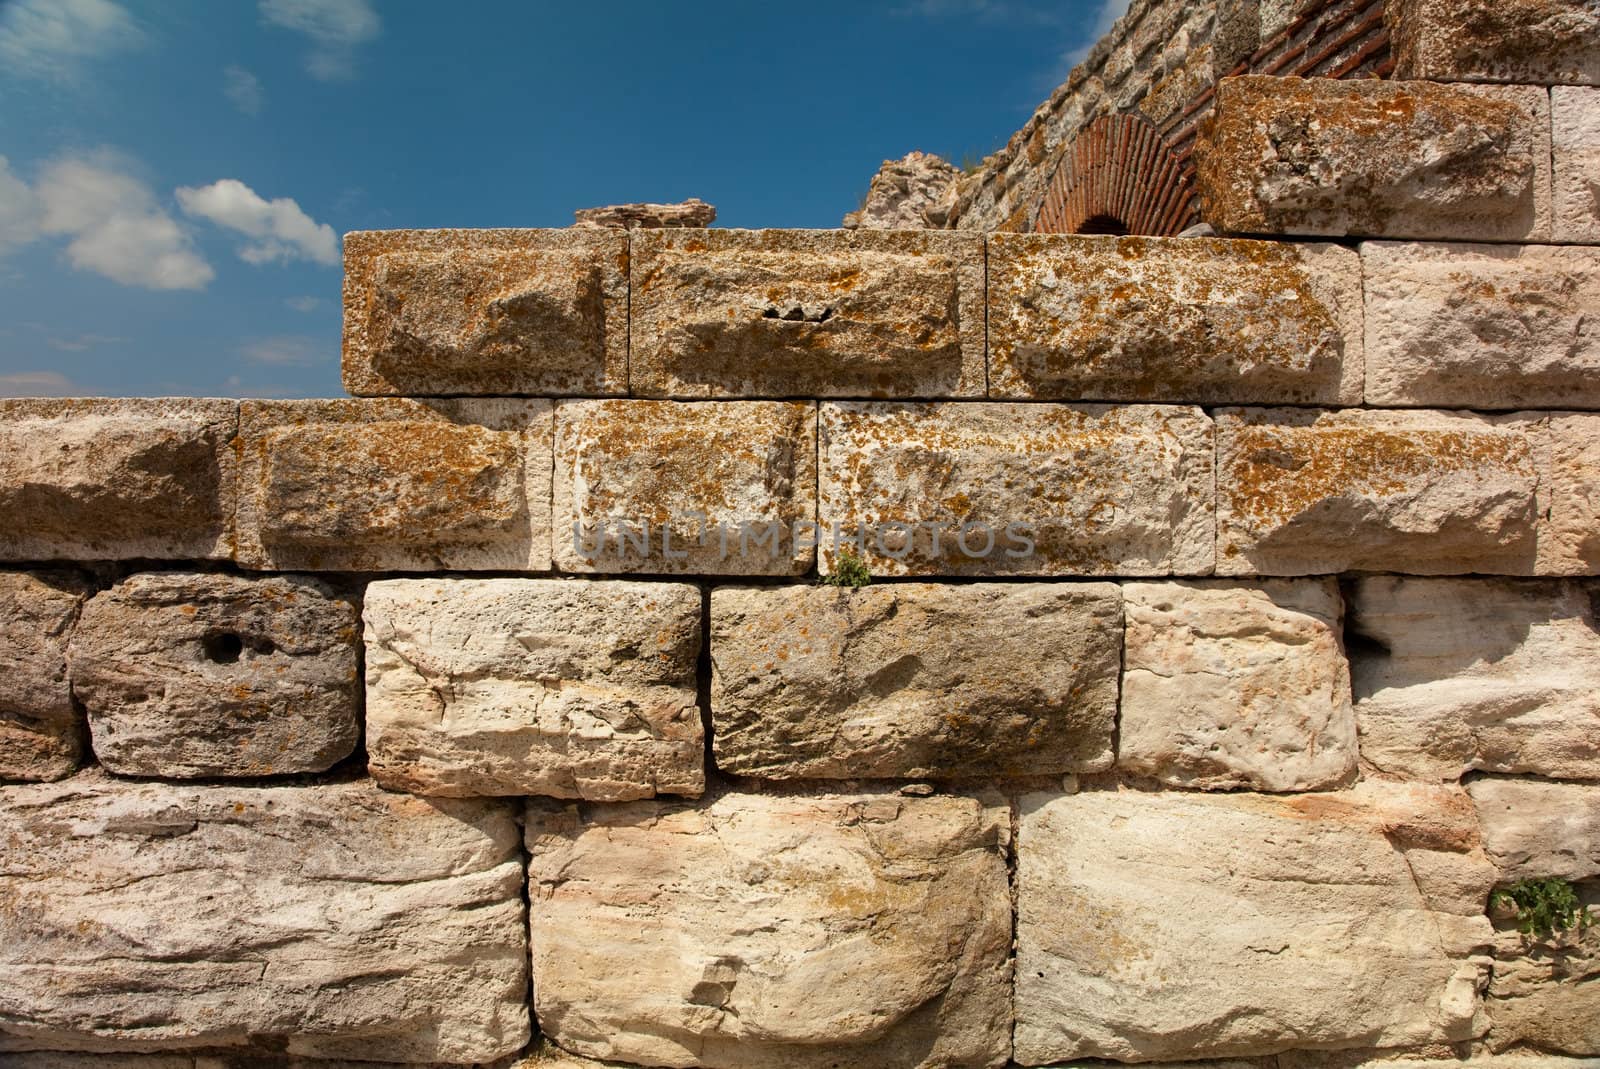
[820,548,872,589]
[1491,877,1592,939]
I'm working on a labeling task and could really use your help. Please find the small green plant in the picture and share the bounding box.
[1491,877,1592,939]
[820,548,871,588]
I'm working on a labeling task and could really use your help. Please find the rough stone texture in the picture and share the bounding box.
[1526,412,1600,575]
[0,772,530,1062]
[1015,782,1497,1063]
[1553,87,1600,244]
[1280,1058,1600,1069]
[67,573,359,779]
[1485,882,1600,1057]
[573,199,717,229]
[525,790,1012,1069]
[363,578,703,800]
[1215,407,1539,576]
[1388,0,1600,85]
[554,400,816,576]
[988,234,1364,405]
[841,152,960,229]
[1120,579,1356,791]
[710,582,1121,780]
[819,402,1215,577]
[629,229,985,399]
[342,229,627,397]
[1196,77,1552,242]
[236,398,552,572]
[1363,242,1600,410]
[0,571,89,782]
[1350,577,1600,781]
[0,399,236,562]
[1469,777,1600,883]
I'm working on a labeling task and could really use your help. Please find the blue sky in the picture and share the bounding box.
[0,0,1124,398]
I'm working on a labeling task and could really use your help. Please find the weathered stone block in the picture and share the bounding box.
[0,772,529,1062]
[1015,782,1496,1063]
[67,573,359,778]
[554,400,816,576]
[364,578,703,800]
[1215,407,1538,576]
[0,399,236,562]
[525,791,1013,1069]
[342,229,627,397]
[1196,77,1552,242]
[1120,579,1356,791]
[236,398,552,572]
[1485,882,1600,1057]
[1469,777,1600,883]
[629,229,984,399]
[1350,577,1600,781]
[819,402,1214,577]
[710,582,1121,780]
[988,234,1363,405]
[0,571,88,782]
[1388,0,1600,85]
[1553,86,1600,243]
[1525,411,1600,574]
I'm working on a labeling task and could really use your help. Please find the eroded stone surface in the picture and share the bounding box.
[364,578,703,800]
[525,790,1012,1069]
[1530,412,1600,574]
[574,199,717,229]
[1486,879,1600,1057]
[1469,778,1600,883]
[989,235,1363,405]
[1553,87,1600,244]
[0,399,236,562]
[0,571,89,782]
[0,772,530,1062]
[342,229,627,397]
[710,582,1120,780]
[1388,0,1600,84]
[842,152,960,229]
[819,402,1214,577]
[68,573,359,779]
[629,229,984,399]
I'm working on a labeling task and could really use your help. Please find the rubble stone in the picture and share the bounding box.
[842,152,960,229]
[573,199,717,229]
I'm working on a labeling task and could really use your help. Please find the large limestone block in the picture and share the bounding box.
[67,572,359,778]
[364,577,703,800]
[342,229,627,397]
[1528,412,1600,574]
[1363,242,1600,410]
[988,234,1363,405]
[1350,577,1600,781]
[1120,579,1356,791]
[1215,407,1538,576]
[1553,87,1600,243]
[0,399,236,562]
[0,772,530,1062]
[710,582,1121,780]
[1196,77,1552,242]
[1014,782,1497,1063]
[554,399,817,576]
[629,229,984,399]
[1469,777,1600,882]
[525,790,1013,1068]
[1388,0,1600,84]
[236,398,552,572]
[819,402,1214,577]
[0,571,89,782]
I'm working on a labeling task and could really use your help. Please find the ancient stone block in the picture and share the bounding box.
[710,582,1121,780]
[525,790,1012,1069]
[0,399,236,562]
[1553,86,1600,244]
[1388,0,1600,85]
[0,772,529,1062]
[236,398,552,572]
[554,399,816,576]
[988,234,1363,405]
[1215,407,1538,576]
[1350,577,1600,781]
[1014,782,1496,1063]
[342,229,626,397]
[1526,411,1600,574]
[628,229,984,399]
[364,578,703,800]
[819,402,1214,577]
[67,573,359,779]
[1469,777,1600,883]
[1485,882,1600,1057]
[1120,579,1356,791]
[1196,77,1552,242]
[0,571,89,782]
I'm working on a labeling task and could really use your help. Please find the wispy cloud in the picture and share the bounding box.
[0,157,41,256]
[176,179,338,266]
[0,0,142,82]
[259,0,380,81]
[47,332,124,352]
[224,65,265,115]
[1064,0,1132,67]
[240,335,329,366]
[0,371,81,397]
[285,295,322,312]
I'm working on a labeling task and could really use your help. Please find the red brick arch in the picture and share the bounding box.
[1033,113,1199,237]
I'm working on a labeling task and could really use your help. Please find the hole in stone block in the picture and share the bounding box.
[202,632,245,664]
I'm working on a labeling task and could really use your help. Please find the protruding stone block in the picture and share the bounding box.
[554,399,816,576]
[1469,777,1600,883]
[629,229,985,399]
[67,573,359,778]
[988,235,1363,405]
[236,398,552,572]
[1216,407,1538,576]
[342,229,626,397]
[1120,579,1356,791]
[1388,0,1600,85]
[0,773,530,1062]
[364,578,703,800]
[1196,77,1551,242]
[819,402,1214,577]
[1532,412,1600,574]
[525,790,1013,1069]
[1553,86,1600,243]
[0,571,88,782]
[710,582,1121,780]
[0,399,236,562]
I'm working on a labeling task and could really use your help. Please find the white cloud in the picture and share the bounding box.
[285,295,322,312]
[260,0,380,81]
[0,0,142,81]
[240,335,327,366]
[0,157,41,255]
[176,179,338,266]
[0,371,80,398]
[224,65,265,115]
